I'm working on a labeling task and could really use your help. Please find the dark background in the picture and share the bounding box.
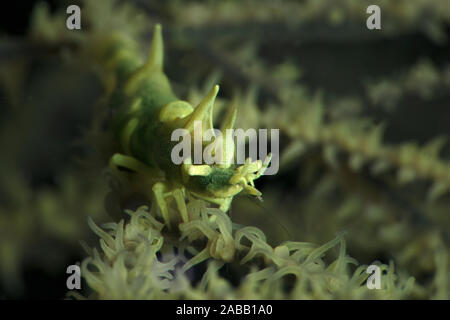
[1,0,449,299]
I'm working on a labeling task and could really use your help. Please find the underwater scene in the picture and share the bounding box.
[0,0,449,300]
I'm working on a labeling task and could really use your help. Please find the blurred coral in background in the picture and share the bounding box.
[0,0,449,299]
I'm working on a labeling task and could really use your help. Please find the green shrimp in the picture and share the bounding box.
[95,24,271,229]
